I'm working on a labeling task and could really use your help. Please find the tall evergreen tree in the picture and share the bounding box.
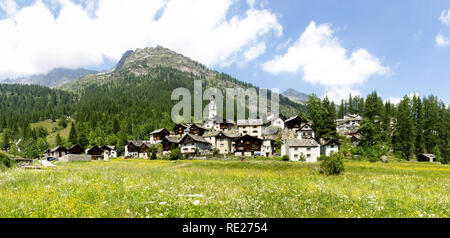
[69,122,78,145]
[56,133,62,146]
[393,96,415,159]
[412,95,424,154]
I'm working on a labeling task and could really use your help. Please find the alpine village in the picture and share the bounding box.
[1,46,449,166]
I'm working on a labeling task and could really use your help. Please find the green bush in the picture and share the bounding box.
[281,155,290,161]
[0,153,15,170]
[169,147,182,161]
[319,153,345,176]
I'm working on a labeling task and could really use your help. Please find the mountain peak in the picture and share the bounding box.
[282,88,310,104]
[113,46,214,78]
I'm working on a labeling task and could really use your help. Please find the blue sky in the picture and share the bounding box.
[0,0,449,104]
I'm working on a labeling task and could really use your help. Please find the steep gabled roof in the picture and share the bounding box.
[322,138,340,146]
[285,139,319,147]
[233,134,263,142]
[237,119,263,126]
[285,115,302,123]
[164,136,180,144]
[180,134,210,144]
[300,123,314,131]
[50,146,67,152]
[150,128,169,135]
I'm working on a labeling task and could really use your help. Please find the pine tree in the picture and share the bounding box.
[393,96,415,160]
[69,122,78,145]
[338,99,345,119]
[412,95,424,154]
[360,92,384,146]
[56,133,62,146]
[321,97,338,139]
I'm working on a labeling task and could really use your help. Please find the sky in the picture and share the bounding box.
[0,0,449,104]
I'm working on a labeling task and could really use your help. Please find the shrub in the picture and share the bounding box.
[0,153,15,170]
[319,153,345,176]
[212,148,220,156]
[299,154,307,162]
[169,147,182,161]
[281,155,290,161]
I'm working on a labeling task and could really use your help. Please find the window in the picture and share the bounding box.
[307,148,311,152]
[294,154,298,159]
[307,154,311,158]
[294,148,298,151]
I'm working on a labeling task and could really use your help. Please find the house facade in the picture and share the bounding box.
[321,139,340,156]
[234,135,263,156]
[162,136,179,153]
[284,115,304,132]
[203,131,239,155]
[46,146,67,158]
[179,134,212,155]
[281,139,320,162]
[297,123,315,139]
[125,141,151,158]
[237,119,264,138]
[149,128,170,144]
[86,146,104,160]
[266,114,286,129]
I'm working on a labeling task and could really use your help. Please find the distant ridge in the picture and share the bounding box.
[282,88,310,104]
[1,68,99,88]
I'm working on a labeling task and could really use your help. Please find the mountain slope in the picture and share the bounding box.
[1,68,99,88]
[282,88,310,105]
[55,46,305,142]
[60,46,305,116]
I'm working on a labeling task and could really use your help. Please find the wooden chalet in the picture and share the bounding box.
[162,136,180,152]
[173,124,188,136]
[68,144,84,155]
[298,123,315,139]
[100,145,118,158]
[86,146,104,160]
[125,140,151,158]
[188,124,206,136]
[149,128,170,143]
[233,135,263,156]
[47,146,67,158]
[179,134,211,155]
[284,115,304,131]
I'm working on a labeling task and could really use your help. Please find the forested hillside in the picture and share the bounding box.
[307,92,450,163]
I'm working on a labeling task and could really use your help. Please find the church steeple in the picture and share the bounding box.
[208,96,217,119]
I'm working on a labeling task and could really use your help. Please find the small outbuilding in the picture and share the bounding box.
[417,153,437,162]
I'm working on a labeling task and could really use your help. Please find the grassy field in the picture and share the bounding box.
[0,159,448,218]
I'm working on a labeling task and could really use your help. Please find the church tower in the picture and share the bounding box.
[208,96,217,119]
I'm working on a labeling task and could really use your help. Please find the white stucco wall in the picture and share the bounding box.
[287,146,320,162]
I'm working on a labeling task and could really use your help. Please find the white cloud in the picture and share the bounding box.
[436,32,450,47]
[324,87,360,104]
[440,9,450,26]
[0,0,17,16]
[262,21,389,102]
[384,93,419,105]
[244,42,266,61]
[0,0,282,79]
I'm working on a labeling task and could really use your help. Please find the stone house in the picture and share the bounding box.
[281,139,320,162]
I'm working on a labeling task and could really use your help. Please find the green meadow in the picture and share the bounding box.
[0,159,448,218]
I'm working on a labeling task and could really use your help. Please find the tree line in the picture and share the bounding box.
[305,92,449,163]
